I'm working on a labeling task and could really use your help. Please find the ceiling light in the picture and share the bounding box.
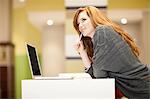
[19,0,25,3]
[120,18,127,25]
[47,19,54,26]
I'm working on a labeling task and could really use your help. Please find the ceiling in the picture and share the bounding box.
[27,11,65,31]
[12,0,146,32]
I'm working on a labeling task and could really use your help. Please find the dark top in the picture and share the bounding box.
[86,25,150,98]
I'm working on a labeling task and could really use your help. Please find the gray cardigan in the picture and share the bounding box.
[87,25,150,98]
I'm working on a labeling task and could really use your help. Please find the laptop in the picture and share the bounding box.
[26,43,73,80]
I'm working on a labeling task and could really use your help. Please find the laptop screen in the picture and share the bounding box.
[27,44,41,76]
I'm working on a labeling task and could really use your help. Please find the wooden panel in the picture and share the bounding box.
[0,66,14,99]
[0,67,8,98]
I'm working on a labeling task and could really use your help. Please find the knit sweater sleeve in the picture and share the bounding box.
[87,26,109,78]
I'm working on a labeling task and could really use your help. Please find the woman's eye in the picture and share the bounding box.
[77,18,87,27]
[81,18,86,22]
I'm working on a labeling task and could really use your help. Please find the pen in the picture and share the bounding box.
[79,33,83,41]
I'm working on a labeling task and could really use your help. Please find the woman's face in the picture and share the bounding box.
[77,11,95,37]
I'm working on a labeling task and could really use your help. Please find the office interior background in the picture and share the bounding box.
[0,0,150,99]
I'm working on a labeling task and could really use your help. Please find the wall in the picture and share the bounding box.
[141,10,150,65]
[108,0,150,9]
[12,7,42,99]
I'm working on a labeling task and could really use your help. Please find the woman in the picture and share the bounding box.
[73,6,150,99]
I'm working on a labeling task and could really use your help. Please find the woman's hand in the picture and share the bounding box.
[74,40,91,69]
[74,40,85,54]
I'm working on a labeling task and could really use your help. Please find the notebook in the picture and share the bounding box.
[26,43,73,80]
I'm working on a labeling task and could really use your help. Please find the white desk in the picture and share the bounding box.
[22,79,115,99]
